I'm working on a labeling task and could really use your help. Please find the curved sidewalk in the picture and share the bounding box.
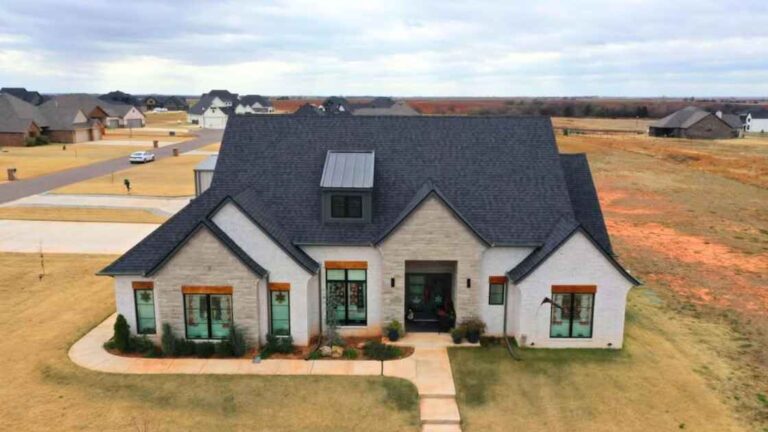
[69,314,469,431]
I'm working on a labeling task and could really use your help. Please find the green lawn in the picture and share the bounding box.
[449,289,748,432]
[0,253,420,432]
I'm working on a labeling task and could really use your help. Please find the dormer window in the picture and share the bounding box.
[320,150,374,223]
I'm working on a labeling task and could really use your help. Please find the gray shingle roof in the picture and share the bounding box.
[0,93,49,132]
[720,113,743,129]
[239,95,272,108]
[320,151,375,189]
[293,103,324,116]
[560,153,612,253]
[102,115,631,280]
[1,87,47,105]
[650,106,716,129]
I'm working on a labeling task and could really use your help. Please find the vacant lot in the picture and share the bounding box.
[0,253,420,432]
[0,143,144,183]
[0,206,167,224]
[551,116,652,133]
[52,153,208,197]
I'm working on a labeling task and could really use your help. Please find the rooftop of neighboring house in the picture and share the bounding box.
[99,90,141,107]
[238,95,272,108]
[0,93,49,132]
[649,106,714,129]
[207,90,239,103]
[0,87,48,105]
[101,115,635,285]
[293,103,325,116]
[353,101,419,116]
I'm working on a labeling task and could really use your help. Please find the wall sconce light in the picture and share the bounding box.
[390,278,395,288]
[466,278,471,288]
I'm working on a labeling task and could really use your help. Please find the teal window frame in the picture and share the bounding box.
[326,268,367,326]
[550,292,594,338]
[183,293,233,340]
[488,283,505,305]
[134,289,156,334]
[269,290,291,336]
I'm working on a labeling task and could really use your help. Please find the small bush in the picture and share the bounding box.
[175,339,197,356]
[343,348,358,359]
[228,325,249,357]
[479,336,500,347]
[307,350,321,360]
[216,340,234,357]
[458,318,487,335]
[363,341,402,361]
[265,334,294,355]
[113,314,131,353]
[385,320,403,337]
[196,342,216,358]
[131,335,156,353]
[161,323,176,356]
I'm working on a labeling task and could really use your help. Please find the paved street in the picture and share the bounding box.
[0,129,222,204]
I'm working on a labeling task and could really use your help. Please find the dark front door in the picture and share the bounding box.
[405,273,452,332]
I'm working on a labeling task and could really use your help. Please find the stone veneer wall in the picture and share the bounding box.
[153,228,262,347]
[378,195,486,324]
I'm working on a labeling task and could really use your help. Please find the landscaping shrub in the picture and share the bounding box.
[216,340,234,357]
[263,334,294,355]
[113,314,131,353]
[228,325,249,357]
[196,342,216,358]
[307,350,321,360]
[385,320,403,341]
[479,336,500,347]
[451,327,465,344]
[363,341,402,360]
[131,335,155,353]
[459,317,487,343]
[343,347,358,359]
[161,323,176,356]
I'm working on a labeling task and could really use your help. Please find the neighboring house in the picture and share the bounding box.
[743,109,768,133]
[188,90,239,128]
[108,104,146,129]
[235,95,274,114]
[293,103,325,116]
[648,106,739,139]
[101,116,639,350]
[353,101,420,116]
[200,105,232,129]
[44,94,144,129]
[716,111,744,137]
[38,100,102,143]
[0,93,47,146]
[0,87,48,105]
[99,90,141,108]
[322,96,352,114]
[141,95,188,112]
[194,155,218,196]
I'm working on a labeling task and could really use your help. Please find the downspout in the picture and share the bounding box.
[502,280,521,361]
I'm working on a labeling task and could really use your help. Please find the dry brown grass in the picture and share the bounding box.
[52,154,208,197]
[451,289,749,432]
[554,129,768,429]
[552,116,653,133]
[0,252,420,431]
[0,143,144,183]
[0,206,167,224]
[198,142,221,152]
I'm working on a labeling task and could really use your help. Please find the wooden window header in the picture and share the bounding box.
[324,261,368,270]
[552,285,597,294]
[268,282,291,291]
[182,285,233,295]
[132,281,154,290]
[489,276,508,285]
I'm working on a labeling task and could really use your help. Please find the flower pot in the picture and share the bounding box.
[466,330,480,344]
[387,329,400,342]
[451,334,463,344]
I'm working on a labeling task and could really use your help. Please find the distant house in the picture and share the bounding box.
[743,109,768,133]
[353,101,419,116]
[188,90,239,128]
[99,91,141,108]
[235,95,274,114]
[45,94,145,129]
[0,93,48,146]
[194,155,218,196]
[366,97,396,109]
[322,96,352,114]
[648,106,739,139]
[0,87,48,105]
[716,111,744,137]
[38,99,102,143]
[141,95,188,112]
[293,103,325,116]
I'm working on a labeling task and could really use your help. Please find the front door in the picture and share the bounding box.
[405,273,452,332]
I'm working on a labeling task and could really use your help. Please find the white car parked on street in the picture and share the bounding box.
[129,151,156,163]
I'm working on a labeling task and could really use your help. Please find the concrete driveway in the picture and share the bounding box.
[0,220,158,254]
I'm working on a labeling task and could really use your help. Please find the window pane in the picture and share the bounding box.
[331,196,346,218]
[327,269,346,280]
[185,294,209,339]
[347,281,366,324]
[347,269,366,281]
[489,284,504,305]
[347,196,362,218]
[550,293,571,338]
[571,294,593,338]
[327,281,346,324]
[210,295,232,339]
[134,289,156,334]
[271,291,290,336]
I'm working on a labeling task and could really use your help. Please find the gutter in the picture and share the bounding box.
[502,281,521,361]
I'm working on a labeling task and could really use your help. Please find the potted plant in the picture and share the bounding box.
[451,327,464,344]
[437,307,456,333]
[386,320,403,342]
[460,318,486,344]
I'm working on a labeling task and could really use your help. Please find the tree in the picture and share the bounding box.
[113,314,131,352]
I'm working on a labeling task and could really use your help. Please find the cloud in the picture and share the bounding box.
[0,0,766,96]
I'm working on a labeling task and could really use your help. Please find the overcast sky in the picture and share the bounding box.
[1,0,766,97]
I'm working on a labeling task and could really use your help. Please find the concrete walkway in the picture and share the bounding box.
[0,193,191,216]
[69,314,474,431]
[0,220,158,253]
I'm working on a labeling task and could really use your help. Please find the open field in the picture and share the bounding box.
[0,143,145,184]
[0,206,167,224]
[451,289,747,432]
[144,110,192,127]
[52,153,208,197]
[557,130,768,428]
[0,253,419,431]
[551,116,653,133]
[198,141,221,152]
